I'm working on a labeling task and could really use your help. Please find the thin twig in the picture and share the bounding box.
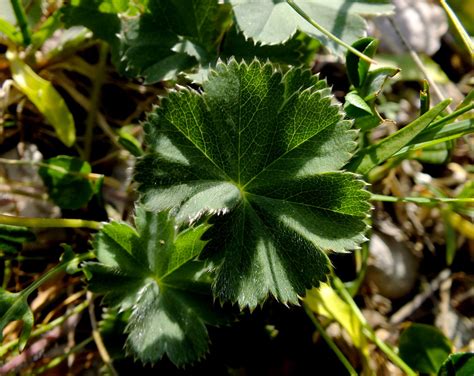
[388,17,452,112]
[390,269,452,324]
[87,292,118,376]
[84,43,108,161]
[286,0,378,64]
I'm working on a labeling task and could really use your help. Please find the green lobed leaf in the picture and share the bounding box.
[86,208,221,366]
[399,323,452,375]
[63,0,230,83]
[135,60,371,308]
[229,0,393,56]
[438,352,474,376]
[221,27,316,66]
[39,155,95,210]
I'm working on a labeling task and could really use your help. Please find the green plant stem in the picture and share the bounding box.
[32,337,93,375]
[427,102,474,129]
[439,0,474,58]
[0,214,103,230]
[0,157,121,189]
[0,300,89,357]
[286,0,377,65]
[21,252,94,299]
[370,194,474,204]
[303,303,358,376]
[9,0,31,46]
[332,277,417,376]
[84,43,108,161]
[347,241,370,296]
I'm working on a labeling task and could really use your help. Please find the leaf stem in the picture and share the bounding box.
[303,302,358,376]
[22,252,94,298]
[32,337,93,374]
[0,300,89,357]
[9,0,31,46]
[0,157,122,189]
[332,277,417,376]
[0,214,103,230]
[370,194,474,204]
[286,0,378,65]
[387,17,451,111]
[439,0,474,58]
[84,43,108,161]
[87,292,118,376]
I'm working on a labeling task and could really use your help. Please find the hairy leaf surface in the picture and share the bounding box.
[135,60,371,308]
[86,208,221,366]
[229,0,393,55]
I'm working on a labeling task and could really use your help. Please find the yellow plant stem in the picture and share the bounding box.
[0,214,103,230]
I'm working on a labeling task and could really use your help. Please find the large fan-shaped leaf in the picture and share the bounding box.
[86,208,221,366]
[135,60,371,308]
[229,0,393,55]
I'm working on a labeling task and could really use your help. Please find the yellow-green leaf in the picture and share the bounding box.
[6,50,76,147]
[305,283,367,351]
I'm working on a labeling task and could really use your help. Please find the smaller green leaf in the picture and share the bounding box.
[305,283,367,352]
[0,18,22,44]
[0,289,34,351]
[117,128,143,157]
[399,323,452,375]
[0,224,35,254]
[6,50,76,147]
[438,352,474,376]
[87,208,222,366]
[31,12,62,48]
[39,156,94,210]
[346,37,378,88]
[359,67,399,101]
[394,119,474,157]
[412,142,451,164]
[347,99,451,174]
[344,91,373,116]
[420,80,430,115]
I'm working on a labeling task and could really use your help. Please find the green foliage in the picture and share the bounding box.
[86,207,223,366]
[39,156,95,210]
[6,51,76,147]
[0,224,35,254]
[229,0,393,55]
[63,0,317,83]
[344,37,398,131]
[0,289,34,351]
[347,99,452,174]
[135,60,371,308]
[399,323,452,374]
[438,352,474,376]
[63,0,230,83]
